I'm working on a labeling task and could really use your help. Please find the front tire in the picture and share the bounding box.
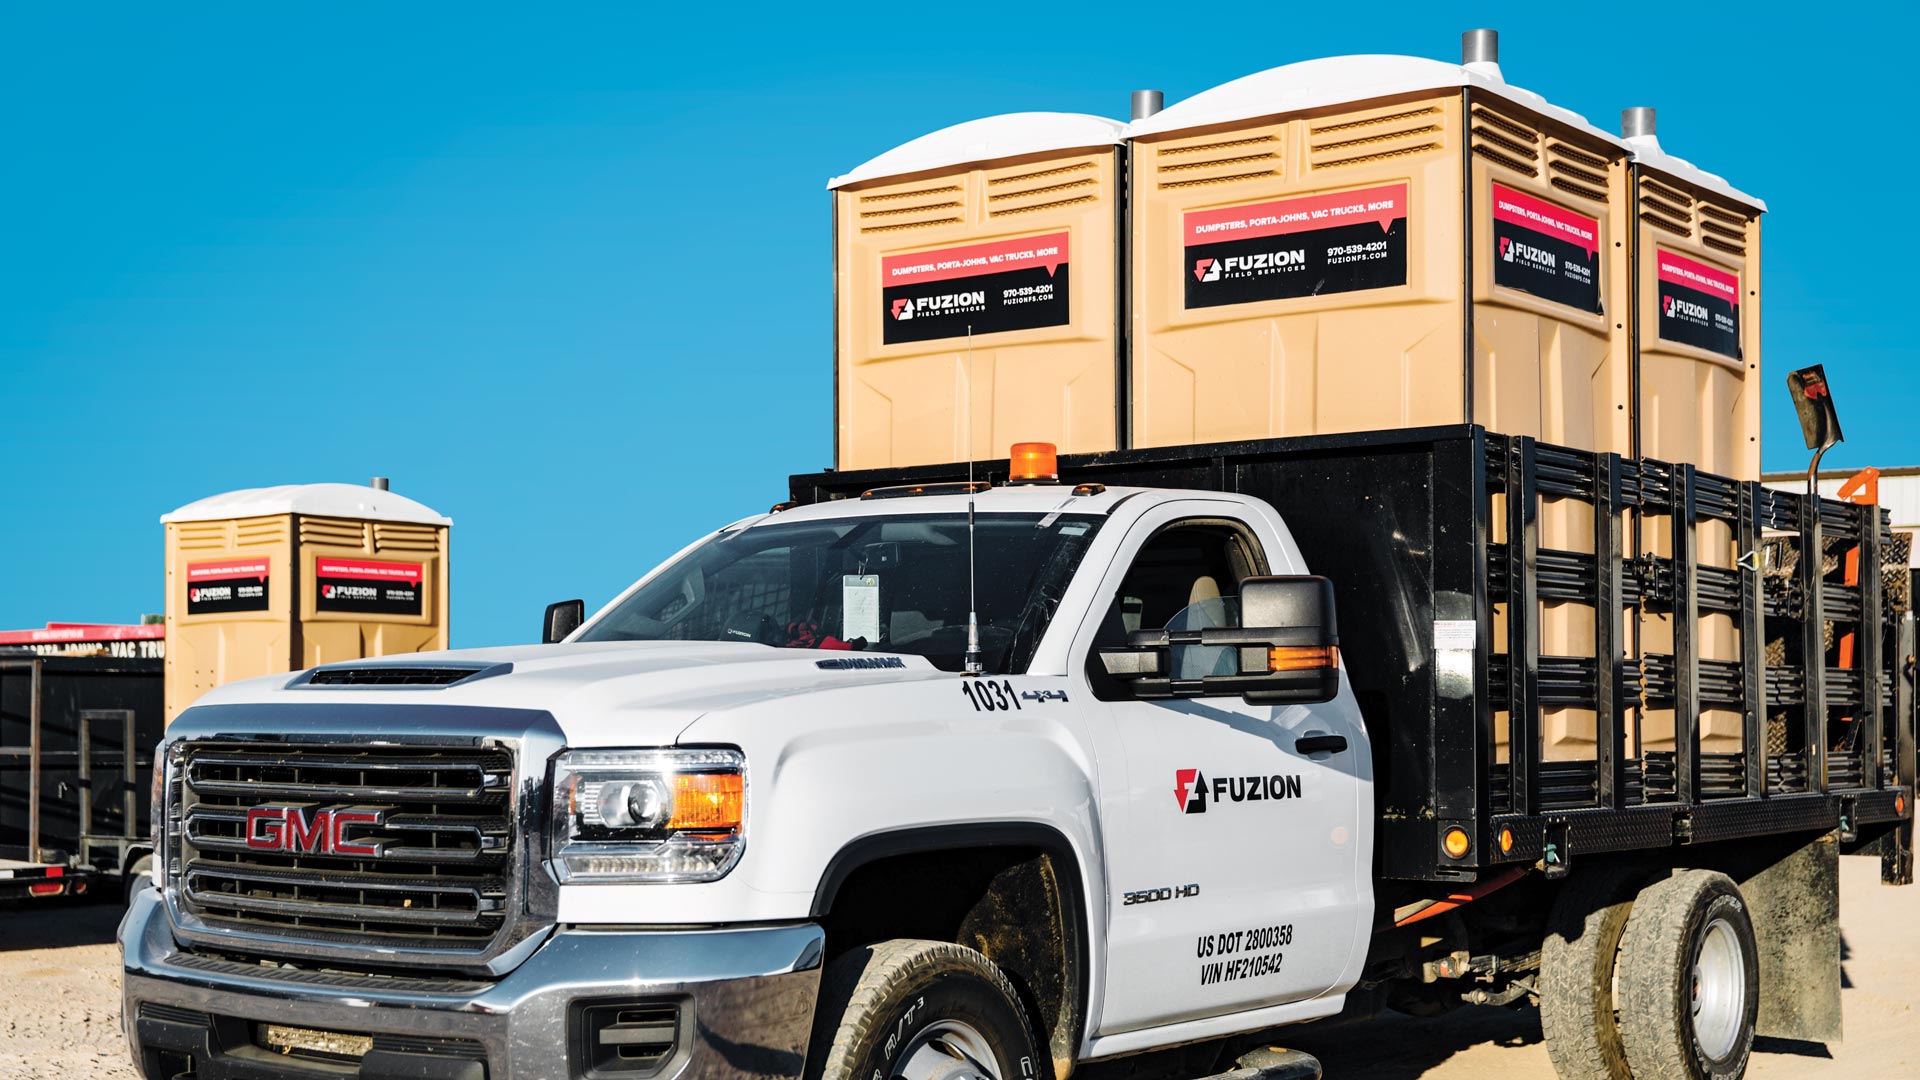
[1617,870,1759,1080]
[808,940,1040,1080]
[121,854,155,907]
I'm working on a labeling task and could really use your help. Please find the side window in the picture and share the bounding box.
[1087,521,1265,694]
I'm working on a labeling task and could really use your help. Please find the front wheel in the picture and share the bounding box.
[807,939,1040,1080]
[121,853,155,907]
[1616,870,1759,1080]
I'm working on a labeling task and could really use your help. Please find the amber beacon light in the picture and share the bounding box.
[1008,442,1060,484]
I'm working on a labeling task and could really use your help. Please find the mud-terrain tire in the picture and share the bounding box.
[807,939,1040,1080]
[1617,870,1759,1080]
[1539,863,1643,1080]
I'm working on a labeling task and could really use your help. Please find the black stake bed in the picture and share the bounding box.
[792,425,1917,882]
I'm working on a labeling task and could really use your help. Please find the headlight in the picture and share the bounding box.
[549,749,745,883]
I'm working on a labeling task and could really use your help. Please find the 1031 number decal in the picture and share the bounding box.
[960,680,1022,712]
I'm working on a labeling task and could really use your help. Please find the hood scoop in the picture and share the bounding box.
[291,662,512,688]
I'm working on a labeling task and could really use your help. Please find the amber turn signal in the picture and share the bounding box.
[1267,645,1339,672]
[1009,442,1059,483]
[1498,827,1514,854]
[668,773,746,833]
[1443,826,1471,859]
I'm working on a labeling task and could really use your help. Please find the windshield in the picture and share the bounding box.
[578,512,1106,674]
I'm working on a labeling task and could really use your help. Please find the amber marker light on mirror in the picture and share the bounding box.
[1267,645,1338,672]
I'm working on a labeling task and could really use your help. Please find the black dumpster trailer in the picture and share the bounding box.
[0,653,162,900]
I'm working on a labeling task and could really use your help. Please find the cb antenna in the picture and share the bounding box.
[963,325,983,675]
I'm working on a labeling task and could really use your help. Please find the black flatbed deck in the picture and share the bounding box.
[792,425,1918,883]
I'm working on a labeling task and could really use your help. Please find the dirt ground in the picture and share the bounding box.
[2,856,1915,1079]
[0,892,130,1080]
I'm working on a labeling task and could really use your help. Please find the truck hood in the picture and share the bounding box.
[189,640,950,746]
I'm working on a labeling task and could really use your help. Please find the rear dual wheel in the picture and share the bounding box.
[1540,865,1641,1080]
[1541,867,1759,1080]
[1616,871,1759,1080]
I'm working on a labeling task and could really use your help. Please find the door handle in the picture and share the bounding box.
[1296,734,1348,755]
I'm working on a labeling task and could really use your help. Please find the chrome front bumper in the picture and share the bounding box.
[120,890,824,1080]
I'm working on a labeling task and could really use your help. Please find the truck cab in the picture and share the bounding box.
[123,480,1372,1080]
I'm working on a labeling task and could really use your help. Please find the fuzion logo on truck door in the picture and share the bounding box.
[881,232,1070,344]
[1175,769,1303,813]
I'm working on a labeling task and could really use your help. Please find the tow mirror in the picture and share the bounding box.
[543,599,585,644]
[1097,576,1339,705]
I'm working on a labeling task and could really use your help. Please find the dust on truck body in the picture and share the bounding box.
[122,31,1908,1080]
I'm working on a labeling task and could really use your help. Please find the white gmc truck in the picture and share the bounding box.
[121,430,1918,1080]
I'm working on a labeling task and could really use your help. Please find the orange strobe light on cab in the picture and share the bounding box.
[1009,442,1059,484]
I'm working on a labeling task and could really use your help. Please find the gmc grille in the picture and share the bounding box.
[176,742,515,953]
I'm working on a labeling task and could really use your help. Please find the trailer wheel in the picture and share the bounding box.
[1617,871,1758,1080]
[1540,864,1642,1080]
[807,940,1039,1080]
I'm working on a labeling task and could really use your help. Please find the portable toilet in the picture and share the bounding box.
[161,481,451,721]
[1126,30,1634,456]
[1613,108,1767,759]
[1621,107,1765,481]
[831,111,1127,470]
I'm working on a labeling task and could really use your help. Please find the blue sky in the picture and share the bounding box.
[3,5,1911,647]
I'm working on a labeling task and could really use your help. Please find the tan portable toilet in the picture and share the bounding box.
[161,482,451,721]
[1615,109,1766,759]
[1126,31,1633,456]
[832,112,1126,470]
[1621,108,1764,481]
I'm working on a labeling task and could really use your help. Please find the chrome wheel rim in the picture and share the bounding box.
[1691,916,1746,1061]
[891,1019,1002,1080]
